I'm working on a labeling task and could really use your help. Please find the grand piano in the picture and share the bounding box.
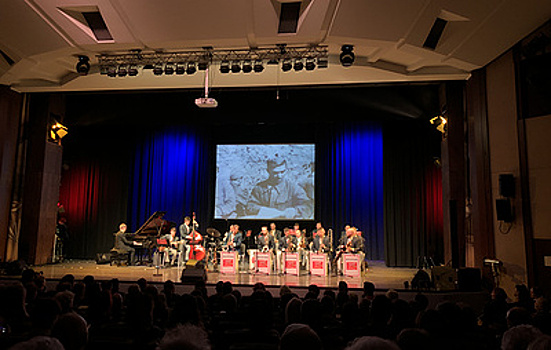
[129,211,176,265]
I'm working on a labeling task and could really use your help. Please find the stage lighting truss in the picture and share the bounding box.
[97,45,328,77]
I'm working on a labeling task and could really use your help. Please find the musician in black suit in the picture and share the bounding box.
[312,229,331,254]
[336,226,364,274]
[113,223,140,265]
[159,226,181,265]
[179,216,198,262]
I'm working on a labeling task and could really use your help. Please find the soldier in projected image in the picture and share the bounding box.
[246,155,311,219]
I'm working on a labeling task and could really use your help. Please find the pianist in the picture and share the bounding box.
[113,223,141,265]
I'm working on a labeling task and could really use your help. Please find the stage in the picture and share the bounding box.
[37,259,415,290]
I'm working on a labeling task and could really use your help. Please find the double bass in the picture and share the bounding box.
[186,212,206,261]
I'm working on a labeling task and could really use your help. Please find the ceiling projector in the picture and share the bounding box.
[195,97,218,108]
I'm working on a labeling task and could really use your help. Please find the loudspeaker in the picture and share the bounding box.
[496,199,514,222]
[180,265,207,284]
[431,266,457,291]
[95,252,111,264]
[499,174,515,198]
[457,268,482,292]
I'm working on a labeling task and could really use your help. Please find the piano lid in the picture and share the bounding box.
[134,211,171,236]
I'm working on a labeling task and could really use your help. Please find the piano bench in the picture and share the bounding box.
[110,250,129,266]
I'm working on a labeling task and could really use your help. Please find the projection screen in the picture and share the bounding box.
[215,144,315,220]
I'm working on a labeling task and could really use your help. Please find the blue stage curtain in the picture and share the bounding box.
[319,121,384,260]
[129,126,211,231]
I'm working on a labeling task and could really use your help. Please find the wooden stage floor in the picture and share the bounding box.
[36,259,417,290]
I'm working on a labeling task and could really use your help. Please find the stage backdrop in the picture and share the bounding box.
[58,98,441,265]
[318,122,384,260]
[128,126,211,231]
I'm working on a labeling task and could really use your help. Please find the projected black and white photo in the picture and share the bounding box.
[215,144,315,220]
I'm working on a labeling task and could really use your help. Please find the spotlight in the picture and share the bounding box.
[76,55,90,75]
[293,58,304,71]
[242,60,252,73]
[430,115,448,134]
[107,65,117,77]
[164,63,175,75]
[175,62,186,75]
[231,61,241,73]
[128,65,139,76]
[305,58,316,71]
[100,66,109,75]
[186,62,197,75]
[317,57,328,68]
[253,60,264,73]
[153,63,163,75]
[281,59,292,72]
[198,61,209,70]
[50,121,68,141]
[117,65,127,77]
[340,45,355,67]
[220,61,230,74]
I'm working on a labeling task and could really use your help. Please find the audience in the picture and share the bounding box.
[1,270,549,350]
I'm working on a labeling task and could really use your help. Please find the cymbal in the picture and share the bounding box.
[206,228,221,237]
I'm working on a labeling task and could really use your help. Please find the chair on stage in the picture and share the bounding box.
[153,238,169,267]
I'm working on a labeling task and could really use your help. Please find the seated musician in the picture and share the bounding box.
[159,226,181,266]
[224,224,243,254]
[256,226,275,252]
[311,226,330,254]
[280,227,298,253]
[113,223,141,265]
[336,226,364,274]
[296,227,309,268]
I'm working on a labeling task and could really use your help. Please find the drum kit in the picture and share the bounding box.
[205,228,223,269]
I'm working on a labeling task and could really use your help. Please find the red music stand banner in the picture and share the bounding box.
[310,253,327,276]
[220,251,238,274]
[284,252,300,275]
[256,252,271,274]
[343,253,361,277]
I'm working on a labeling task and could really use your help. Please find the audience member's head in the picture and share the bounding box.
[363,281,375,298]
[386,289,399,301]
[301,298,323,329]
[30,297,62,335]
[51,313,88,350]
[279,323,322,350]
[396,328,432,350]
[253,282,266,292]
[530,287,543,300]
[137,277,148,291]
[308,284,320,298]
[528,335,551,350]
[280,285,292,297]
[501,325,542,350]
[54,290,75,314]
[9,336,64,350]
[345,336,400,350]
[157,324,211,350]
[492,287,508,301]
[285,297,303,325]
[507,307,532,328]
[338,281,349,293]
